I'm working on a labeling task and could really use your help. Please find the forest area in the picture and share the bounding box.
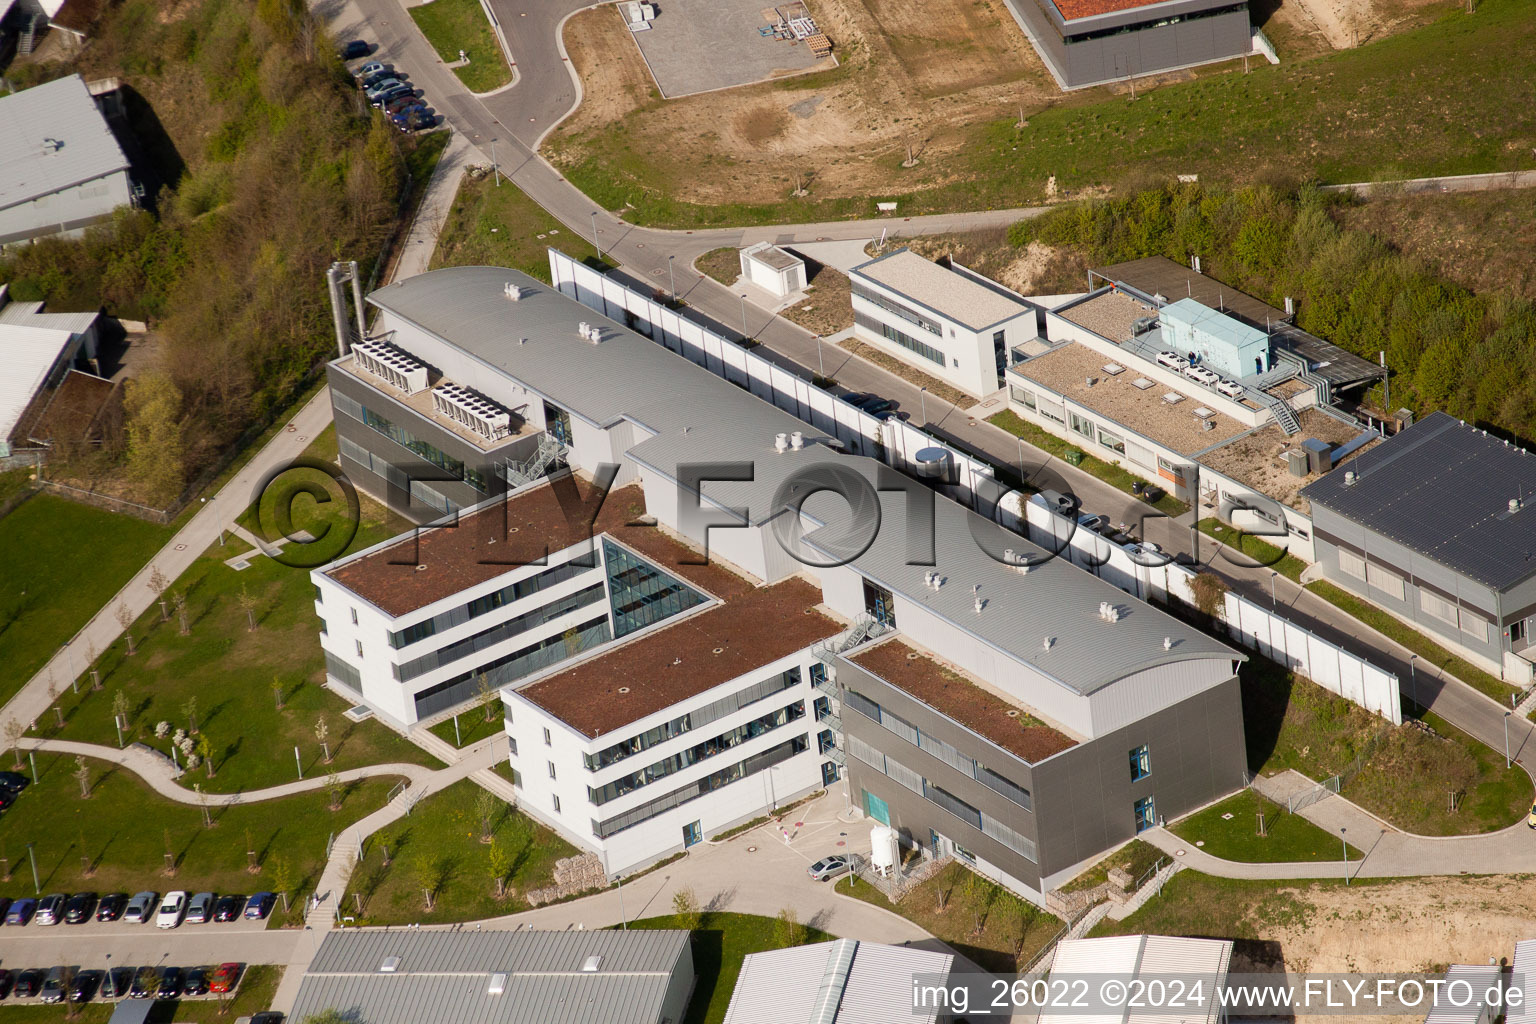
[1,0,414,506]
[1007,184,1536,441]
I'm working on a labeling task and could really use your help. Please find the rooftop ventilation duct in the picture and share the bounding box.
[504,283,529,300]
[1163,637,1173,650]
[974,597,985,614]
[1511,498,1523,513]
[1344,470,1357,486]
[1042,636,1054,651]
[790,430,804,450]
[775,432,789,453]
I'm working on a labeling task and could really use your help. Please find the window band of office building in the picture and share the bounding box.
[311,260,1248,888]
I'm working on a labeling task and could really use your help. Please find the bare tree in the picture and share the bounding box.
[4,721,25,770]
[476,673,497,723]
[246,828,260,873]
[148,567,171,622]
[116,604,137,655]
[194,783,213,828]
[86,641,102,690]
[474,788,498,843]
[272,676,286,711]
[325,773,344,811]
[671,887,702,930]
[315,715,332,763]
[237,583,259,632]
[112,690,131,744]
[174,591,189,635]
[162,828,178,876]
[73,755,91,798]
[182,696,199,734]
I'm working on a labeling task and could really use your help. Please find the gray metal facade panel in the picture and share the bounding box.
[1302,412,1536,591]
[1054,7,1251,88]
[308,927,690,975]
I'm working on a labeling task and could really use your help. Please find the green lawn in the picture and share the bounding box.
[431,176,605,283]
[1170,789,1360,862]
[628,913,833,1024]
[0,466,34,510]
[836,861,1060,974]
[1197,519,1307,581]
[694,248,739,286]
[0,749,395,922]
[428,704,503,748]
[1087,869,1321,941]
[0,965,282,1022]
[1241,655,1530,836]
[552,0,1536,227]
[0,495,171,705]
[1304,579,1516,705]
[344,778,578,924]
[408,0,512,93]
[38,429,439,792]
[988,410,1188,517]
[1058,838,1164,893]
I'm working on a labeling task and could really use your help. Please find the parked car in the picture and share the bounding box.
[35,893,66,925]
[385,94,424,116]
[210,963,241,994]
[157,967,184,999]
[0,968,13,999]
[360,69,399,91]
[244,892,275,920]
[394,110,435,133]
[844,392,896,417]
[96,893,128,922]
[39,967,66,1004]
[0,771,29,794]
[156,891,187,929]
[0,897,11,921]
[14,969,45,998]
[338,39,369,60]
[130,967,160,998]
[213,894,245,922]
[1155,350,1186,370]
[0,790,15,811]
[806,854,851,881]
[364,77,405,101]
[357,60,389,79]
[1527,801,1536,828]
[64,892,98,923]
[69,970,102,1003]
[183,966,210,996]
[371,85,414,109]
[1215,379,1245,400]
[248,1013,286,1024]
[124,891,158,924]
[5,898,36,926]
[101,966,134,999]
[186,892,216,924]
[1182,364,1220,386]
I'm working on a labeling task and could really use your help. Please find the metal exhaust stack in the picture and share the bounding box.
[326,260,367,358]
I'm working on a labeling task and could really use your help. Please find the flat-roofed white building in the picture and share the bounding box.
[849,249,1036,400]
[0,74,132,245]
[724,938,953,1024]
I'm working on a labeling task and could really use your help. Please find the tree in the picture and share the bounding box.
[325,773,344,811]
[122,370,187,506]
[182,696,199,734]
[272,676,286,711]
[148,566,171,622]
[773,908,805,948]
[196,734,215,778]
[1188,572,1229,623]
[413,853,441,910]
[112,689,131,740]
[477,673,496,723]
[115,604,137,656]
[315,715,331,763]
[237,583,259,632]
[488,838,513,898]
[86,641,102,690]
[73,755,91,798]
[4,721,25,770]
[474,788,498,843]
[174,591,189,635]
[671,887,702,931]
[301,1010,350,1024]
[270,855,295,912]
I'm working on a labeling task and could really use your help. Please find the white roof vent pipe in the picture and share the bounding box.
[775,432,789,453]
[504,283,527,300]
[790,431,804,450]
[1511,498,1522,513]
[1344,470,1357,486]
[1003,548,1015,564]
[1041,636,1054,651]
[1163,637,1173,650]
[974,597,985,614]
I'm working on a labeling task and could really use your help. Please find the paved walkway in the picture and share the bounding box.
[17,737,431,806]
[393,128,480,281]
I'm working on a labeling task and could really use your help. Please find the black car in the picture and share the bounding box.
[156,967,183,999]
[130,967,159,998]
[394,111,435,134]
[0,897,11,921]
[843,392,896,417]
[0,968,13,999]
[183,966,210,996]
[0,790,13,811]
[13,968,43,998]
[69,970,102,1003]
[338,39,369,60]
[361,70,401,91]
[250,1014,286,1024]
[0,771,28,794]
[212,894,245,922]
[371,85,413,109]
[63,892,98,923]
[101,966,134,999]
[96,893,128,922]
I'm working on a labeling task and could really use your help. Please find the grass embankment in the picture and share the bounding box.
[552,0,1536,228]
[1058,839,1164,894]
[428,706,503,749]
[1196,519,1307,580]
[1087,870,1320,942]
[1243,657,1530,836]
[0,749,394,925]
[1170,789,1361,862]
[0,496,170,705]
[629,912,833,1024]
[431,177,603,283]
[408,0,512,93]
[836,861,1060,974]
[344,779,578,924]
[39,429,438,792]
[989,409,1189,517]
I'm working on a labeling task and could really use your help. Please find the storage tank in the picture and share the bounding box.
[869,825,900,877]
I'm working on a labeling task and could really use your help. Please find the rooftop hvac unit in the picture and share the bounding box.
[352,338,429,395]
[1301,438,1332,474]
[1283,449,1308,477]
[432,383,513,441]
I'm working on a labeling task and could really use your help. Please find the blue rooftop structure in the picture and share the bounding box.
[1161,298,1270,380]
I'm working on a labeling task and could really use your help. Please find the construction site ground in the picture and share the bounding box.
[629,0,834,97]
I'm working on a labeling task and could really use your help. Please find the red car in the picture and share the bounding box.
[209,963,241,994]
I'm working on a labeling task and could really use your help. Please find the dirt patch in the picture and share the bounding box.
[735,104,791,144]
[780,260,853,336]
[1275,0,1450,50]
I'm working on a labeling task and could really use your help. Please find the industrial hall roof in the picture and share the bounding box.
[0,74,129,211]
[1301,411,1536,590]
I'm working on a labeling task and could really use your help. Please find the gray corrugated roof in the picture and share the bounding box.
[852,248,1032,331]
[1300,411,1536,590]
[723,939,952,1024]
[293,929,690,1024]
[0,74,130,210]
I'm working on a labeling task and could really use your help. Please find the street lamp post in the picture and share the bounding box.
[1270,571,1277,610]
[667,255,676,301]
[1409,653,1417,711]
[26,842,39,895]
[1339,828,1348,886]
[490,138,499,187]
[1505,711,1513,769]
[815,335,824,379]
[200,495,226,547]
[590,211,600,257]
[739,295,749,339]
[919,388,928,426]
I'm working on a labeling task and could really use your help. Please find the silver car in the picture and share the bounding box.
[124,891,158,924]
[807,855,851,881]
[186,892,216,924]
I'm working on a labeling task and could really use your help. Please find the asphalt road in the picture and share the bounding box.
[0,918,300,969]
[320,0,1536,779]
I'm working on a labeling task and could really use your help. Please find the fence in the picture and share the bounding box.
[1288,776,1339,815]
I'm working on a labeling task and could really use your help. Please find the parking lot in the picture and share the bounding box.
[630,0,836,98]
